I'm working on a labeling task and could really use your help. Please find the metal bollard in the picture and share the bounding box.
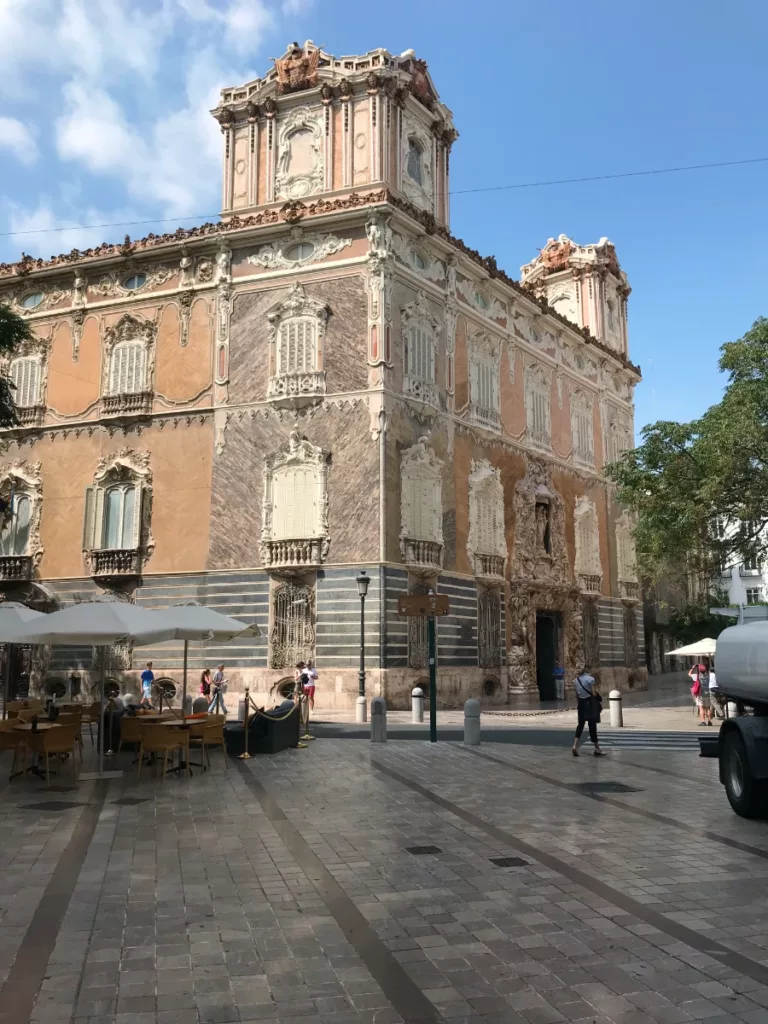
[371,697,387,742]
[355,694,368,723]
[464,698,481,745]
[609,689,623,727]
[411,686,424,723]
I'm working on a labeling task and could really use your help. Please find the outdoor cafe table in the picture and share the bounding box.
[11,722,63,780]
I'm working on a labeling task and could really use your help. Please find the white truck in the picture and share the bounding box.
[711,621,768,817]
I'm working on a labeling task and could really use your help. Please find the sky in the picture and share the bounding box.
[1,0,766,437]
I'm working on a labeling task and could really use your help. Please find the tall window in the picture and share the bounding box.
[525,366,551,448]
[478,588,502,667]
[270,580,315,668]
[0,494,31,555]
[272,465,319,540]
[402,294,439,406]
[574,498,601,590]
[10,358,40,407]
[401,472,441,542]
[469,462,506,579]
[571,392,594,468]
[400,439,443,571]
[104,485,138,549]
[109,341,145,395]
[277,317,317,376]
[469,336,500,430]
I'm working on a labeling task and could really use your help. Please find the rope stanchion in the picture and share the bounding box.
[239,687,252,759]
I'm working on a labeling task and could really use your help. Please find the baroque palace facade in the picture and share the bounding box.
[0,42,644,706]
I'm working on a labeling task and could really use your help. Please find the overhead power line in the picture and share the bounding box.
[1,155,765,240]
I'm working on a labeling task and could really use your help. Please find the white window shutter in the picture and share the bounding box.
[129,486,143,549]
[82,485,105,550]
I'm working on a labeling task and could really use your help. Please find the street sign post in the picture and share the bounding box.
[397,594,449,742]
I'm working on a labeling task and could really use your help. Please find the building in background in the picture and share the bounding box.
[0,41,644,706]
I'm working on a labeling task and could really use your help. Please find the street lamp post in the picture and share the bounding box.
[356,570,370,723]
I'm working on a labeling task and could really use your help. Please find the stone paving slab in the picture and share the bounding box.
[1,733,768,1024]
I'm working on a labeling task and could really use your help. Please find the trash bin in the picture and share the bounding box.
[553,666,565,701]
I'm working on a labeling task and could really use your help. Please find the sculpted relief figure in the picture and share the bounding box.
[273,42,320,94]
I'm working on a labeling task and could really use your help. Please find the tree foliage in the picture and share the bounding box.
[0,303,32,428]
[607,316,768,589]
[667,593,736,646]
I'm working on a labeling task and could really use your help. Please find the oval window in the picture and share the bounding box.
[284,242,316,262]
[410,251,426,270]
[123,273,147,290]
[475,292,489,309]
[20,293,43,310]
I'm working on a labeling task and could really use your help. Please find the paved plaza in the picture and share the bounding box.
[3,689,768,1024]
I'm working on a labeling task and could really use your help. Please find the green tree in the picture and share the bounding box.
[667,592,736,646]
[607,316,768,590]
[0,302,31,427]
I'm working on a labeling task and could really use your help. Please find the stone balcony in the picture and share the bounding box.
[15,405,45,428]
[573,447,595,470]
[469,404,501,432]
[0,555,33,581]
[474,553,505,580]
[620,579,640,600]
[403,375,439,408]
[526,428,551,452]
[90,548,142,578]
[402,538,443,574]
[101,391,153,419]
[261,538,328,569]
[579,573,602,594]
[267,372,326,406]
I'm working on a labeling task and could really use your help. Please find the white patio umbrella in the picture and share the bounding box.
[150,603,260,712]
[0,603,45,718]
[665,637,718,657]
[11,600,179,779]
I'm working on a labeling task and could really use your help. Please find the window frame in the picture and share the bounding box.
[9,356,41,408]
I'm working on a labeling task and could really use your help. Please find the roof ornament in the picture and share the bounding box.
[272,41,321,94]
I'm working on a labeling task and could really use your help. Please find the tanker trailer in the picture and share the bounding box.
[713,622,768,817]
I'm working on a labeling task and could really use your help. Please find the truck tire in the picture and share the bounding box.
[722,730,768,818]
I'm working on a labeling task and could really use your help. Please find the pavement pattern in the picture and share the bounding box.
[3,720,768,1024]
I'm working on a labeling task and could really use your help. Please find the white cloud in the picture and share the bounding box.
[0,118,37,165]
[2,202,141,259]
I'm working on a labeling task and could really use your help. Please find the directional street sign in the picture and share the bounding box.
[397,594,450,617]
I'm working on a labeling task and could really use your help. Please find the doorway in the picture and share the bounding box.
[535,612,560,701]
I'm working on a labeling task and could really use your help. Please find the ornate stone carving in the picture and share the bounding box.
[0,460,44,575]
[616,509,638,598]
[260,429,330,569]
[538,234,573,272]
[247,230,351,270]
[215,243,231,284]
[266,283,329,404]
[178,291,193,347]
[196,257,214,283]
[101,313,157,396]
[72,271,87,308]
[400,112,434,212]
[272,42,320,94]
[275,106,324,200]
[179,247,194,288]
[92,263,174,298]
[512,458,569,586]
[574,495,602,592]
[390,231,445,284]
[72,309,85,362]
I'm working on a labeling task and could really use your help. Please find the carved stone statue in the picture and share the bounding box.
[539,235,573,273]
[179,247,194,287]
[273,42,320,94]
[215,243,231,283]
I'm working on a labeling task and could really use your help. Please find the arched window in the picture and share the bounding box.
[104,484,138,549]
[10,358,40,407]
[261,430,330,568]
[0,494,31,556]
[406,138,423,185]
[574,497,601,592]
[402,293,440,406]
[109,341,145,395]
[266,283,328,402]
[524,364,551,449]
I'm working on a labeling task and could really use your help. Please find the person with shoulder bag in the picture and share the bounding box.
[572,667,604,757]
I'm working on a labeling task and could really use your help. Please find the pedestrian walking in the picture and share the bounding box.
[208,663,228,716]
[199,668,211,699]
[689,658,713,726]
[571,668,604,757]
[140,661,155,709]
[305,660,318,711]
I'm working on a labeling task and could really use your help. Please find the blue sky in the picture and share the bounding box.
[1,0,765,436]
